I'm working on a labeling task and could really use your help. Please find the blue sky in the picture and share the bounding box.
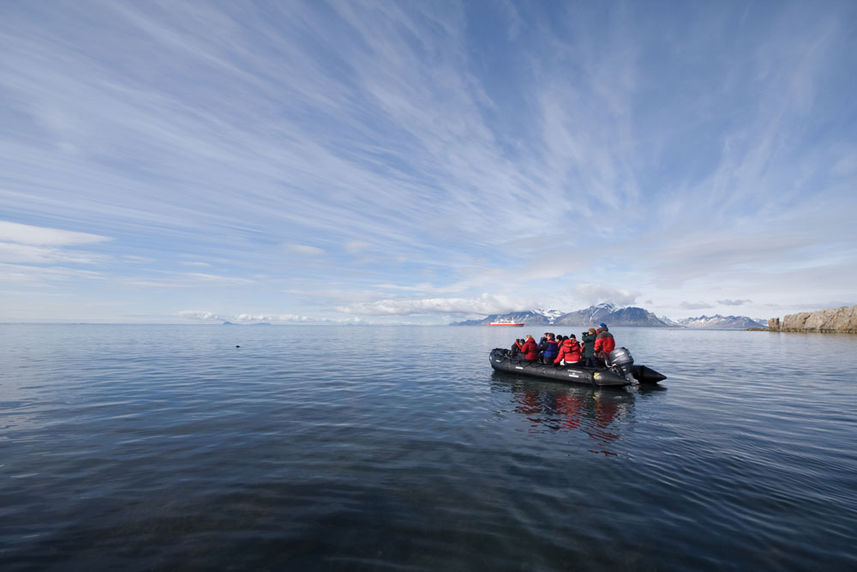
[2,0,856,324]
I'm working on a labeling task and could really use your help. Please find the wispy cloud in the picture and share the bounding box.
[0,262,103,285]
[0,221,109,246]
[284,243,325,257]
[681,301,713,310]
[337,293,523,316]
[0,242,104,265]
[178,310,359,324]
[718,299,752,306]
[0,221,109,286]
[180,261,211,267]
[573,284,639,307]
[123,273,255,289]
[1,1,855,322]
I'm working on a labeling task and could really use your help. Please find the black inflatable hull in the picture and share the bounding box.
[489,348,666,387]
[632,364,668,384]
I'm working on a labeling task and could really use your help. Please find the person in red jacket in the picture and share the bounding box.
[515,335,539,362]
[594,326,616,364]
[554,334,582,365]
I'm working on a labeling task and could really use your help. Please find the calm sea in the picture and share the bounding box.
[1,324,856,570]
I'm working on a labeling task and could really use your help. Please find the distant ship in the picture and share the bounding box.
[488,319,525,327]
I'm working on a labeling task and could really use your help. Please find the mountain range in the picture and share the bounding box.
[450,303,766,330]
[671,315,766,329]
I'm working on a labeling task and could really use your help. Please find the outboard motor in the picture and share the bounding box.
[607,347,638,385]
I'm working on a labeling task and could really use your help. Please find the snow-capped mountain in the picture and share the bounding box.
[451,306,764,329]
[451,305,767,329]
[553,303,669,327]
[675,315,766,330]
[451,310,557,326]
[659,315,680,326]
[451,304,670,327]
[534,307,566,322]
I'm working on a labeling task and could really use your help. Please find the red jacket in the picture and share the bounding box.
[595,332,615,355]
[517,338,539,361]
[554,338,582,364]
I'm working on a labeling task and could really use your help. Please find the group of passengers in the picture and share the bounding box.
[509,324,615,368]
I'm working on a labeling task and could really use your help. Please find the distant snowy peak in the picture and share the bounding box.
[659,315,680,327]
[451,309,556,326]
[677,315,766,329]
[450,305,668,327]
[554,304,667,327]
[450,307,764,328]
[580,302,616,319]
[533,308,565,322]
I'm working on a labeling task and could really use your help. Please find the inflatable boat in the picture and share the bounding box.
[489,346,666,387]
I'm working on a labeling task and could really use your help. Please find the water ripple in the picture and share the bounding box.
[2,325,856,569]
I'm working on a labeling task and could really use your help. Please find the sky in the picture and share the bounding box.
[2,0,856,325]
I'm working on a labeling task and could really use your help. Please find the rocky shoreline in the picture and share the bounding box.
[767,305,857,334]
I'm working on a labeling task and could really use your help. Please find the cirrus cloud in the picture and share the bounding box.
[337,293,522,316]
[0,220,109,246]
[178,310,360,323]
[284,243,325,256]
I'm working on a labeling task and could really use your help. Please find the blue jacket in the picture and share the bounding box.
[541,339,559,359]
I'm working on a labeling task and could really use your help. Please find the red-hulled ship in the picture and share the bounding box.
[488,319,525,326]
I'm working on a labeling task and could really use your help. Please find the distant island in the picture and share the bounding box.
[767,305,857,334]
[450,303,766,330]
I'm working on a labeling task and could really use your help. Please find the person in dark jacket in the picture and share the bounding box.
[581,328,598,367]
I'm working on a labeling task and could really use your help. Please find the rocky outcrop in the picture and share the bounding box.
[768,305,857,333]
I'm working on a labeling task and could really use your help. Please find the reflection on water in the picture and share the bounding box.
[491,372,635,455]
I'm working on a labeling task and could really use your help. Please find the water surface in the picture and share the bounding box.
[2,325,856,570]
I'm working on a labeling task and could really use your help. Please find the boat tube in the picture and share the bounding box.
[489,347,666,387]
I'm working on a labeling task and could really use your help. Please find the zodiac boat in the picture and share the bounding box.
[489,346,667,387]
